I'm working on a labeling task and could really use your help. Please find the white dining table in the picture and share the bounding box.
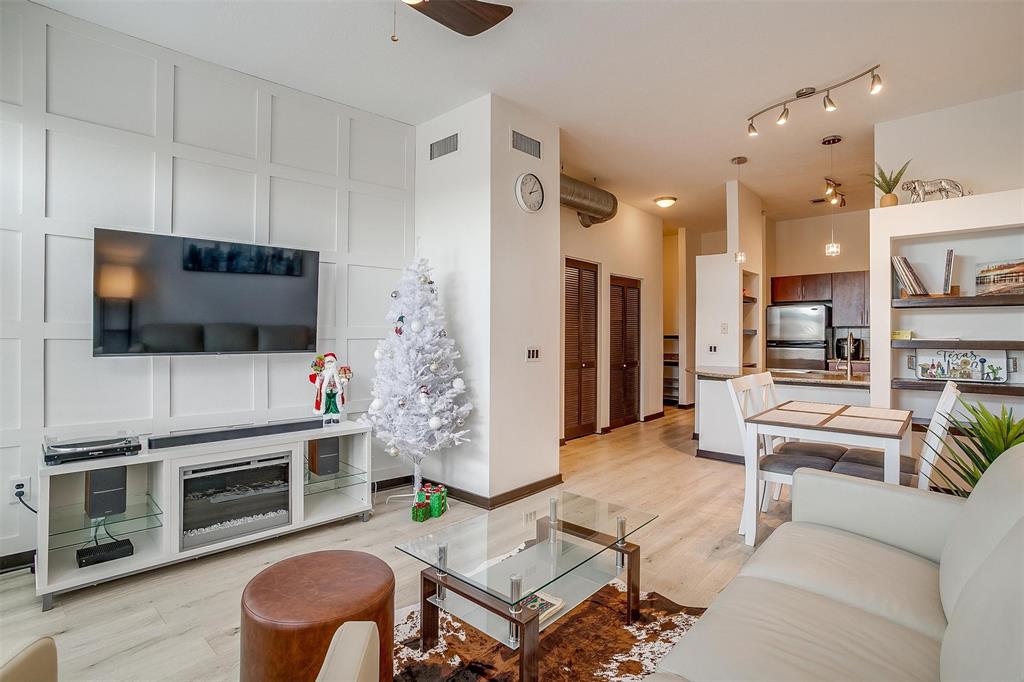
[741,400,914,546]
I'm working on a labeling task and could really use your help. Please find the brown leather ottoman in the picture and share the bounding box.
[240,550,395,682]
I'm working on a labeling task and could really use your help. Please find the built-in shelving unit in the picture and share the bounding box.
[663,335,680,405]
[742,270,761,369]
[891,379,1024,397]
[891,339,1024,351]
[891,294,1024,309]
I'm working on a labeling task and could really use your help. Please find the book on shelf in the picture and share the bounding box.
[942,249,955,295]
[524,591,564,623]
[892,256,928,295]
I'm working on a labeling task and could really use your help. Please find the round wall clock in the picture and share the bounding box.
[515,173,544,213]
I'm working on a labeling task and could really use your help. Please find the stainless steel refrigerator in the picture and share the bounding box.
[766,304,830,370]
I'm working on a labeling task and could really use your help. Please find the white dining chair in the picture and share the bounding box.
[726,373,848,527]
[831,380,960,489]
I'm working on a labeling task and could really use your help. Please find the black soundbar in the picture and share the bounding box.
[148,418,325,450]
[77,538,134,567]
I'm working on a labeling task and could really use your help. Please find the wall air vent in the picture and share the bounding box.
[429,133,458,160]
[512,130,541,159]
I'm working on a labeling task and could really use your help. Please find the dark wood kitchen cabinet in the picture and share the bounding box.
[800,273,832,301]
[771,274,832,303]
[771,275,804,302]
[831,270,869,327]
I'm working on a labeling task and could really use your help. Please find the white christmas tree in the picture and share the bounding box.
[361,258,473,494]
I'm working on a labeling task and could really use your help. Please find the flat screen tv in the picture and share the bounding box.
[93,228,319,356]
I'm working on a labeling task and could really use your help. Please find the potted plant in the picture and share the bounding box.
[870,160,911,207]
[925,400,1024,496]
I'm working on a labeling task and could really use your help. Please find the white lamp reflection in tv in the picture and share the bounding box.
[97,265,137,353]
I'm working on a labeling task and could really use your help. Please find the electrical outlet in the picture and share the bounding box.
[709,345,717,353]
[9,476,30,505]
[907,355,917,370]
[525,346,541,362]
[1010,358,1019,373]
[720,323,729,335]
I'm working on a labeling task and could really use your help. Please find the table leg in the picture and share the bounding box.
[742,422,760,546]
[420,573,439,651]
[626,544,640,624]
[883,438,901,485]
[519,616,539,682]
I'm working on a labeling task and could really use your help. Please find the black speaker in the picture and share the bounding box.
[85,466,127,518]
[308,437,340,476]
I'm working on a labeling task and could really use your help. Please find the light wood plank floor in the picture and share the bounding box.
[0,408,789,680]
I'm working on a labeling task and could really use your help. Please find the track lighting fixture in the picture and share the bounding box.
[870,71,883,95]
[829,193,839,205]
[654,196,677,208]
[745,64,881,135]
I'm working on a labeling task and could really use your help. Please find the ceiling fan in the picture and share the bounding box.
[402,0,513,37]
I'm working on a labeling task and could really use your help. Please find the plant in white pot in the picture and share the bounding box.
[871,160,911,207]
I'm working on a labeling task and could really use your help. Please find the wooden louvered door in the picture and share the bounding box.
[609,276,640,429]
[564,259,598,440]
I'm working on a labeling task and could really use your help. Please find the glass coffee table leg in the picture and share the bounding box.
[626,544,640,624]
[615,516,626,570]
[436,543,448,601]
[508,574,522,646]
[420,571,439,650]
[519,616,539,682]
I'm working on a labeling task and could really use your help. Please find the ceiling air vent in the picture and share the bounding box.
[512,130,541,159]
[429,133,458,160]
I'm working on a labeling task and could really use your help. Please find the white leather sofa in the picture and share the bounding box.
[649,444,1024,682]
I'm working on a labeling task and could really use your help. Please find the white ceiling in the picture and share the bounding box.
[38,0,1024,230]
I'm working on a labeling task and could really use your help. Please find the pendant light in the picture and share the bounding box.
[732,156,748,264]
[822,136,841,256]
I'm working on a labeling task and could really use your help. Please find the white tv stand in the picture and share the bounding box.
[35,419,372,611]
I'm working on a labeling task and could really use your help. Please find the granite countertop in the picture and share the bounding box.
[688,365,871,387]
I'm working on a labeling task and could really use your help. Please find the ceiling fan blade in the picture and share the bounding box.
[409,0,513,37]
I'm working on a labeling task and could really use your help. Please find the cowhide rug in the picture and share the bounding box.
[393,580,704,681]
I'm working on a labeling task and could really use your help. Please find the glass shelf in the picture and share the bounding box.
[303,461,367,497]
[48,494,163,550]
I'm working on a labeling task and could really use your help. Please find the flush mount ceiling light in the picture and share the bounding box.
[745,64,881,135]
[654,196,677,208]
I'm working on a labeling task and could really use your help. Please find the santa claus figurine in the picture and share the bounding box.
[309,353,352,425]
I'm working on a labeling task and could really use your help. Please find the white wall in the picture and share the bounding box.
[700,230,726,255]
[414,95,492,496]
[769,210,870,276]
[0,1,414,555]
[561,201,664,435]
[487,96,560,495]
[695,253,740,367]
[875,91,1024,202]
[417,94,560,498]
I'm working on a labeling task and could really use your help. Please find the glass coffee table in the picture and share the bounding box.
[396,491,657,681]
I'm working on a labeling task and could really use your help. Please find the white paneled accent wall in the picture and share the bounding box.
[0,1,415,555]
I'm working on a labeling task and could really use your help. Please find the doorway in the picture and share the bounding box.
[564,258,598,440]
[609,275,640,429]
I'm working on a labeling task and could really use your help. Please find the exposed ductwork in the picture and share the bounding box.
[560,174,618,228]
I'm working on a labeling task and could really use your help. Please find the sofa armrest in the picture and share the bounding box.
[315,621,379,682]
[792,468,965,562]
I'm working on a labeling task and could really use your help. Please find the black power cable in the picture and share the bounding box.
[15,490,37,514]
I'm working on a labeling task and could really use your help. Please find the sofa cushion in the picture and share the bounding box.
[941,518,1024,682]
[656,576,940,682]
[939,446,1024,618]
[739,522,946,639]
[839,447,917,474]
